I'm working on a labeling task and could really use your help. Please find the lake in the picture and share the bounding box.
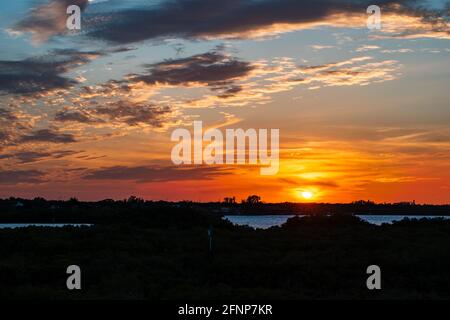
[0,223,92,229]
[224,215,450,229]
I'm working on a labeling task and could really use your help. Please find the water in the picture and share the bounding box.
[224,215,450,229]
[224,215,296,229]
[358,215,450,226]
[0,223,92,229]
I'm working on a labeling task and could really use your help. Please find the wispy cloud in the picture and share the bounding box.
[355,45,380,52]
[0,169,45,184]
[311,45,336,50]
[83,165,233,182]
[0,150,80,164]
[20,129,77,144]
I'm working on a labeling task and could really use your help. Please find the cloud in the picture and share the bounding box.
[54,101,173,127]
[70,49,258,112]
[286,56,401,88]
[0,150,80,164]
[0,108,18,122]
[381,48,414,53]
[2,50,400,150]
[279,177,339,188]
[86,0,449,44]
[20,129,77,144]
[11,0,89,43]
[215,85,244,99]
[129,51,255,89]
[75,49,257,105]
[0,108,36,146]
[16,49,399,148]
[0,131,9,144]
[97,53,401,111]
[0,169,44,184]
[355,45,381,52]
[0,49,102,96]
[55,109,101,124]
[311,45,336,50]
[7,0,449,47]
[83,165,233,182]
[85,0,366,43]
[94,102,172,126]
[174,55,401,109]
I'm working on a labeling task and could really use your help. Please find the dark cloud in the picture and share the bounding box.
[130,51,254,88]
[0,49,102,95]
[20,129,77,144]
[109,46,137,53]
[84,165,232,182]
[9,0,447,46]
[215,85,243,99]
[54,101,172,126]
[0,108,18,121]
[0,169,44,184]
[0,108,34,146]
[75,154,106,161]
[94,102,171,126]
[0,150,80,164]
[0,131,9,143]
[55,109,100,124]
[76,50,253,104]
[87,0,439,44]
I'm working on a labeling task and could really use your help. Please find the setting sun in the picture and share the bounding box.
[301,191,314,200]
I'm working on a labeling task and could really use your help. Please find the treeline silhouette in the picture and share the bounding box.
[0,196,448,224]
[0,197,226,226]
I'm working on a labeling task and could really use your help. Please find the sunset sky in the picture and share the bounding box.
[0,0,449,203]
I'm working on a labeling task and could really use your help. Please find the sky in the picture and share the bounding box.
[0,0,449,204]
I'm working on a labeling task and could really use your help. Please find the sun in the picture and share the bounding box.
[301,191,313,200]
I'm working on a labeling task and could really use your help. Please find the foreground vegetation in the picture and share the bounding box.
[0,202,449,299]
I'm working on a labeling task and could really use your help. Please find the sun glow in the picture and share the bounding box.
[301,191,314,200]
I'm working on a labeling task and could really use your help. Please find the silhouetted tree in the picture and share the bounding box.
[223,197,236,204]
[245,195,261,205]
[68,197,79,205]
[126,196,142,203]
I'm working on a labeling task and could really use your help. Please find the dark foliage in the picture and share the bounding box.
[0,200,449,299]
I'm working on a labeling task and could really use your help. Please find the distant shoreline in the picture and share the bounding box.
[221,212,450,216]
[0,198,449,224]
